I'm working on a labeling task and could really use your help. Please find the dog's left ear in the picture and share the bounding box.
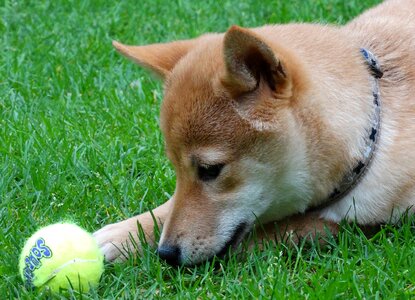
[112,39,197,79]
[222,26,289,98]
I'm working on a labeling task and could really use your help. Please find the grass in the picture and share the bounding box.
[1,0,414,298]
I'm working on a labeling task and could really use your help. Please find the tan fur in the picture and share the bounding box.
[94,0,415,265]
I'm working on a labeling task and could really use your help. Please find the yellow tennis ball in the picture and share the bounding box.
[19,223,104,293]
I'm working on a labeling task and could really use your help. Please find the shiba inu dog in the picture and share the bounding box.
[94,0,415,266]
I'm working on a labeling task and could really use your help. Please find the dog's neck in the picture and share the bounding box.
[313,48,383,211]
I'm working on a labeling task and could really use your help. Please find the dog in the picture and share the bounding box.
[94,0,415,266]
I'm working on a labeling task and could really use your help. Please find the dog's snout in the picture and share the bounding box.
[157,244,181,265]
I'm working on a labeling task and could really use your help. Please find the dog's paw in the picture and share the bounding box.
[93,223,136,262]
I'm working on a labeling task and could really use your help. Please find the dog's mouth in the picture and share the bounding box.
[216,222,249,258]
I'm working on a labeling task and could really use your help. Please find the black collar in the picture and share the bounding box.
[313,48,383,211]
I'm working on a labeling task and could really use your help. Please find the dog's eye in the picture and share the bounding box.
[197,164,224,181]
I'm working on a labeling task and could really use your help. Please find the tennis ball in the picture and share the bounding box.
[19,223,104,293]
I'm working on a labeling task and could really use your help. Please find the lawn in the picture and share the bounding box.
[1,0,414,298]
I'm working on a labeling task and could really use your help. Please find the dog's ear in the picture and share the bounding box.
[222,26,289,98]
[112,39,196,79]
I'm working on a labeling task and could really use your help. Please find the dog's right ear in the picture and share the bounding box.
[112,39,196,79]
[221,26,290,99]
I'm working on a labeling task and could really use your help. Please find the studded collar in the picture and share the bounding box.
[314,48,383,210]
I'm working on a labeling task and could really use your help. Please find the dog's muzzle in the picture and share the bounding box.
[217,222,249,258]
[157,222,249,266]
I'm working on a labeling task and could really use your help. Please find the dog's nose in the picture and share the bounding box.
[157,244,181,265]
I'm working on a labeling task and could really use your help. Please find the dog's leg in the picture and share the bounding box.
[254,211,339,246]
[93,199,172,262]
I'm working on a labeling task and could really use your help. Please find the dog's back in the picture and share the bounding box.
[320,0,415,222]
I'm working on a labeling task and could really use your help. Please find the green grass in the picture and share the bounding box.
[2,0,414,298]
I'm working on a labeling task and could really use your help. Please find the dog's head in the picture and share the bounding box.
[114,26,314,265]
